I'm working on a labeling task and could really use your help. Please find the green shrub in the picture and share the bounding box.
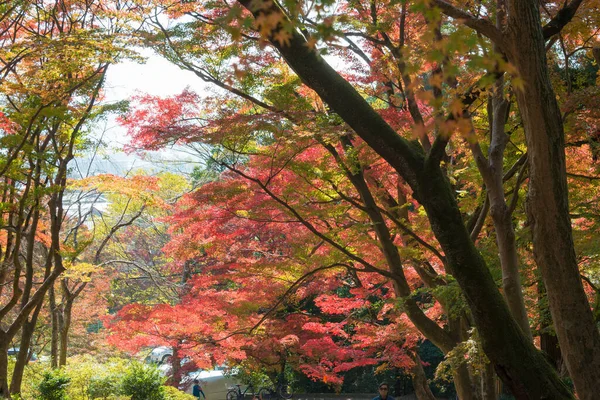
[64,355,129,400]
[163,385,197,400]
[38,370,70,400]
[120,362,165,400]
[88,375,121,399]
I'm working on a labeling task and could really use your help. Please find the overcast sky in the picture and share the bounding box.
[79,50,207,177]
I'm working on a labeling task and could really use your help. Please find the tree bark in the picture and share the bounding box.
[50,284,59,369]
[59,299,73,366]
[506,2,600,398]
[10,322,35,395]
[412,354,436,400]
[471,90,532,340]
[0,337,9,399]
[10,302,44,395]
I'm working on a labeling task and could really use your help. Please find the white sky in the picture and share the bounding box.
[104,50,207,102]
[82,50,207,177]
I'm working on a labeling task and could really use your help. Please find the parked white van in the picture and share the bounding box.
[181,367,244,400]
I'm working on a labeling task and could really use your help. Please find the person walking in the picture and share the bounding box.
[192,379,206,400]
[372,382,395,400]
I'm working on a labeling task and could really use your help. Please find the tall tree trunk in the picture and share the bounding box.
[0,336,9,399]
[472,89,532,340]
[50,284,59,369]
[412,354,436,400]
[59,300,73,367]
[480,361,498,400]
[10,302,43,395]
[170,346,182,386]
[507,2,600,398]
[452,363,479,400]
[538,278,565,376]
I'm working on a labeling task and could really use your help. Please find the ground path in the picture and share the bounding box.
[294,394,449,400]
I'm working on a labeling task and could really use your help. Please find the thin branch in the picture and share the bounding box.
[471,193,489,242]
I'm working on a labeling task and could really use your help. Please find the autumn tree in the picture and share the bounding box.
[116,89,484,398]
[0,0,132,395]
[106,0,600,397]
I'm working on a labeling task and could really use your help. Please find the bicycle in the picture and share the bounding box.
[257,382,293,400]
[227,384,257,400]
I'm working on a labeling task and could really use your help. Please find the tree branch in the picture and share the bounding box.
[430,0,506,49]
[542,0,584,40]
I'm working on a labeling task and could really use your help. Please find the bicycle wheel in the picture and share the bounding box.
[258,388,272,400]
[277,384,293,399]
[227,389,239,400]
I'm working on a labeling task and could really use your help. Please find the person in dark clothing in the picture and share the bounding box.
[192,379,206,400]
[372,382,395,400]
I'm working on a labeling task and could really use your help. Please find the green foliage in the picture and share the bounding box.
[232,361,272,390]
[120,362,166,400]
[38,370,71,400]
[418,341,455,397]
[163,386,197,400]
[9,356,178,400]
[64,355,129,400]
[435,329,488,386]
[88,375,122,399]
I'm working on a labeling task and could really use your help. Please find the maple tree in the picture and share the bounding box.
[0,0,598,399]
[108,0,600,398]
[116,93,490,398]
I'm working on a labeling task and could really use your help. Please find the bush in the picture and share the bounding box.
[64,355,129,400]
[38,370,70,400]
[163,385,197,400]
[120,362,166,400]
[88,375,121,399]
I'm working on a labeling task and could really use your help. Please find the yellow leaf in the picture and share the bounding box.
[512,77,526,92]
[450,98,464,118]
[305,37,318,50]
[429,73,444,89]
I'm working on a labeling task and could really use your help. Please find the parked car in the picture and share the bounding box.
[145,346,173,364]
[181,367,244,400]
[145,346,244,399]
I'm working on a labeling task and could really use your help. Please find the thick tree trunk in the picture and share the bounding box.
[170,347,182,386]
[507,2,600,398]
[0,334,10,399]
[453,363,478,400]
[412,354,436,400]
[480,361,498,400]
[418,166,571,399]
